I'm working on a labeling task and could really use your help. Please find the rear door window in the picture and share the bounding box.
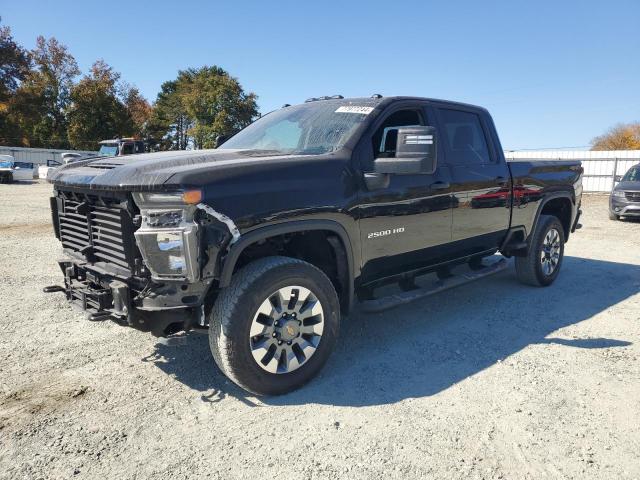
[438,108,492,165]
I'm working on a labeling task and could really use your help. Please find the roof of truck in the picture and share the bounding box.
[303,95,488,113]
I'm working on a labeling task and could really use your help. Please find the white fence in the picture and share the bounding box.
[0,146,97,166]
[505,150,640,193]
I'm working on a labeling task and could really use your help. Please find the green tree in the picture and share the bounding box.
[0,20,31,145]
[150,66,258,150]
[10,36,80,148]
[122,85,153,138]
[148,79,190,150]
[67,60,132,150]
[591,122,640,150]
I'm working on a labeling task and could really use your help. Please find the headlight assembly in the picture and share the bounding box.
[611,190,625,198]
[132,191,201,282]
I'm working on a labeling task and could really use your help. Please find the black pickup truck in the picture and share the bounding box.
[46,96,583,395]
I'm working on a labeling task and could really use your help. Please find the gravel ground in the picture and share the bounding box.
[1,181,639,480]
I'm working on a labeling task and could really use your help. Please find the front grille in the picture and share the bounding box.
[624,191,640,202]
[56,190,139,272]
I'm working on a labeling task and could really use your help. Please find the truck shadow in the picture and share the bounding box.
[145,256,638,407]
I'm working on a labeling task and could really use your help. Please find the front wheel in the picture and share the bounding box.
[515,215,565,287]
[209,256,340,395]
[609,211,619,221]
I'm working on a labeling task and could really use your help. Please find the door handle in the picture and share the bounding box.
[430,181,450,190]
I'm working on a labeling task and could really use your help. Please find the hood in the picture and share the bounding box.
[614,181,640,192]
[47,149,330,191]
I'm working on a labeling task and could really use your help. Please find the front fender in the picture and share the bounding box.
[217,219,357,310]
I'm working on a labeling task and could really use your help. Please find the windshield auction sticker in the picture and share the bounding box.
[335,106,375,114]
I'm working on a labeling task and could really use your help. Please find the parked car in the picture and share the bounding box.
[0,155,35,183]
[38,153,93,179]
[45,95,583,395]
[610,163,640,220]
[38,159,62,179]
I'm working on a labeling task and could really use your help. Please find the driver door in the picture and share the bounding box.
[356,104,454,282]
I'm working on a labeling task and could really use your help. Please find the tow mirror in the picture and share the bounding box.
[373,126,437,175]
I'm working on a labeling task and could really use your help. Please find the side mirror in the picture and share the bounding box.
[614,175,622,182]
[215,134,230,148]
[373,126,437,175]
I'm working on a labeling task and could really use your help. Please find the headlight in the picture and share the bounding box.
[132,191,201,282]
[134,228,198,280]
[611,190,625,198]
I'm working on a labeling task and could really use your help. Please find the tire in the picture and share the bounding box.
[515,215,565,287]
[209,256,340,395]
[609,211,619,221]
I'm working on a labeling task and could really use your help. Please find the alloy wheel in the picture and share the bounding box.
[249,286,324,374]
[540,228,561,276]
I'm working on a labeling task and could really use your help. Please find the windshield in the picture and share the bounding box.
[220,101,379,155]
[622,166,640,182]
[0,161,13,168]
[98,144,119,157]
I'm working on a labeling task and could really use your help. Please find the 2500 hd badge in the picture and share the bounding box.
[367,227,405,239]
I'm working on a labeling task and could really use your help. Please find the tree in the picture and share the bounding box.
[591,122,640,150]
[150,66,258,150]
[123,86,152,138]
[0,20,31,145]
[10,36,80,148]
[67,60,132,150]
[148,79,190,150]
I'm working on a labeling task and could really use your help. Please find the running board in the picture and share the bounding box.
[360,258,509,313]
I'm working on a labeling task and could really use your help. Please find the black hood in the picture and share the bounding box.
[48,149,335,191]
[614,180,640,192]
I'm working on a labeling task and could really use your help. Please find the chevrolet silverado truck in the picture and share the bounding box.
[45,96,583,395]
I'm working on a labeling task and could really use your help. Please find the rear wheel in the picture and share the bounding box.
[209,256,340,395]
[515,215,565,287]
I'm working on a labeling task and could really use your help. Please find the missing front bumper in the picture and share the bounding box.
[49,260,202,336]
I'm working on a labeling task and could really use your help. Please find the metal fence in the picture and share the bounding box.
[0,146,97,166]
[504,150,640,193]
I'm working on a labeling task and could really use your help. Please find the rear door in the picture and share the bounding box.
[434,105,510,254]
[356,102,453,281]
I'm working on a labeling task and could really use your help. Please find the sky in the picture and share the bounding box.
[3,0,639,150]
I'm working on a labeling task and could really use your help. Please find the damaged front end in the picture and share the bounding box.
[47,188,239,336]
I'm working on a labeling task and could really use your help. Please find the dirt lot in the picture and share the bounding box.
[0,182,639,480]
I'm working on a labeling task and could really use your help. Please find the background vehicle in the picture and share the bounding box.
[610,163,640,220]
[98,138,147,157]
[38,153,90,179]
[46,96,583,395]
[0,155,35,183]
